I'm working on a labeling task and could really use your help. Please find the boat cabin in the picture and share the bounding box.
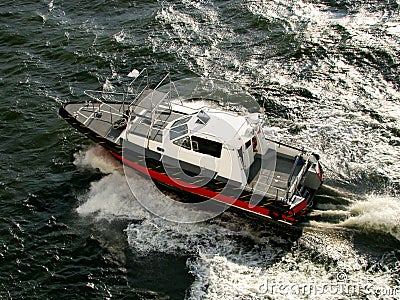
[124,94,268,187]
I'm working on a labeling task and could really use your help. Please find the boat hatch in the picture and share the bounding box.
[196,110,210,125]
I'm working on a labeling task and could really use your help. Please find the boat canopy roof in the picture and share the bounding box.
[169,106,261,149]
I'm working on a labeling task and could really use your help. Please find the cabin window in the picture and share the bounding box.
[238,147,243,161]
[191,136,222,158]
[170,124,188,140]
[150,129,163,143]
[172,116,192,127]
[173,136,191,150]
[245,140,251,149]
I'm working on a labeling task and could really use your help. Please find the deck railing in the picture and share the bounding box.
[286,157,310,200]
[73,69,150,127]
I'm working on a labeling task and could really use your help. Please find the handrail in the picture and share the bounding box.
[85,90,136,96]
[74,68,150,129]
[286,155,300,191]
[287,157,309,200]
[75,102,126,126]
[265,137,307,153]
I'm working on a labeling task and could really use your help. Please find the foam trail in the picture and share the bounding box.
[126,217,394,299]
[340,194,400,241]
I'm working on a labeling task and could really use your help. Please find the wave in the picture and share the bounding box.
[126,216,395,299]
[151,0,400,191]
[71,146,398,298]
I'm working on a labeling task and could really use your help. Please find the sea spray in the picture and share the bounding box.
[340,194,400,241]
[73,145,122,174]
[75,172,148,220]
[73,146,147,220]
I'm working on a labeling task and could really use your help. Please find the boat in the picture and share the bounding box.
[59,69,323,225]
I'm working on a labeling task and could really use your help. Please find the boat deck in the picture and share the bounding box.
[246,144,304,201]
[64,102,127,142]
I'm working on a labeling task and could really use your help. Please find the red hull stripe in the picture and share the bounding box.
[110,151,295,223]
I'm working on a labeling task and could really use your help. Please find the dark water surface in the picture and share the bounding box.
[1,0,400,299]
